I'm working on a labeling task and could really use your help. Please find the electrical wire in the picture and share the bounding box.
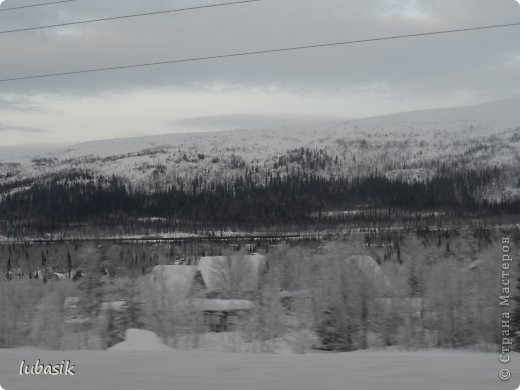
[0,0,263,34]
[0,0,81,13]
[1,21,519,83]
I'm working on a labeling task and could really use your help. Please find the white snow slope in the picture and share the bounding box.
[0,348,516,390]
[1,97,520,194]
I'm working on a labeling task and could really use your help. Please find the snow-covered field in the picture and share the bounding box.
[0,348,516,390]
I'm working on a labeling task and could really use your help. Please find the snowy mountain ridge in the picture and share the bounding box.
[1,97,519,196]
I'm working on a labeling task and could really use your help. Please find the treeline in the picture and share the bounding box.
[0,167,517,231]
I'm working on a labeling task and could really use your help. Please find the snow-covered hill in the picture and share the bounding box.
[1,97,519,196]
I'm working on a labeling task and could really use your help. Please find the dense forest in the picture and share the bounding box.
[0,165,517,235]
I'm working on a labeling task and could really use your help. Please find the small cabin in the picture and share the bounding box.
[150,257,264,332]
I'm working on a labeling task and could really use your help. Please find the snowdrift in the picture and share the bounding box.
[108,329,171,351]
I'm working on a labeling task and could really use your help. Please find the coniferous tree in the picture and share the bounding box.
[67,251,72,279]
[408,270,421,297]
[77,245,105,319]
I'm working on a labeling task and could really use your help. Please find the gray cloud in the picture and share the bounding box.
[1,0,519,145]
[0,0,518,98]
[171,114,346,132]
[0,123,48,133]
[0,96,43,111]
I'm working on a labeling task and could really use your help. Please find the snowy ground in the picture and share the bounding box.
[0,348,517,390]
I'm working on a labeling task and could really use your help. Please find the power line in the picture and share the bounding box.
[0,0,80,13]
[1,21,519,83]
[0,0,263,34]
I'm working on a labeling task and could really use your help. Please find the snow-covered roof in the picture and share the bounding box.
[189,298,254,312]
[65,317,90,325]
[198,255,266,293]
[463,260,483,272]
[279,289,315,300]
[377,297,425,313]
[345,255,393,291]
[101,301,127,312]
[150,265,201,297]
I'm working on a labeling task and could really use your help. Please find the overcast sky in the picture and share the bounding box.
[0,0,519,146]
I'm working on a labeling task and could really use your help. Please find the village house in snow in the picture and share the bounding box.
[150,254,266,332]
